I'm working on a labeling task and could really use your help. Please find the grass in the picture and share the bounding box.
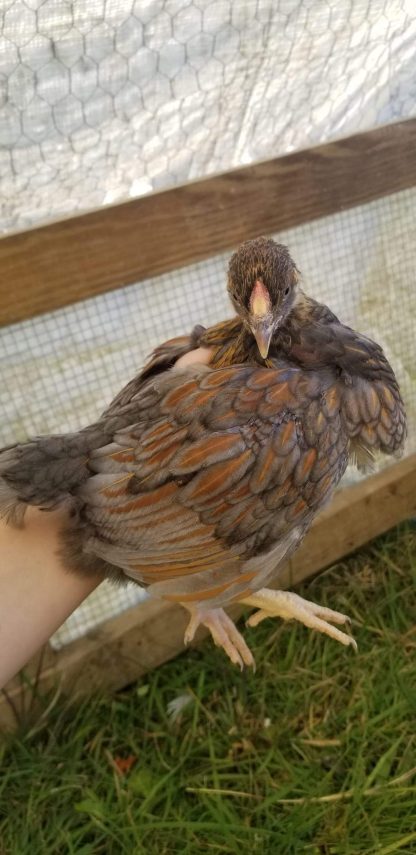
[1,524,416,855]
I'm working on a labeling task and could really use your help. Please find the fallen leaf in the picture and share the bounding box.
[113,755,136,775]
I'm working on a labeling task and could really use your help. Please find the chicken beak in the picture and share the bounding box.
[252,322,273,359]
[249,280,273,359]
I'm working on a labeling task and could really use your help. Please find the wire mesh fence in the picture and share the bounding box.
[0,0,415,234]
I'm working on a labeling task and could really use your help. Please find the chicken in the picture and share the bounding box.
[0,238,406,668]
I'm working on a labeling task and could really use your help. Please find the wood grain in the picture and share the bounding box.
[1,454,415,730]
[1,119,416,326]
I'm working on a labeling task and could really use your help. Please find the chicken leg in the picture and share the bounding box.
[183,604,255,669]
[242,588,357,650]
[182,588,356,671]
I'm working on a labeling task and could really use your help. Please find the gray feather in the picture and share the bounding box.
[0,434,91,525]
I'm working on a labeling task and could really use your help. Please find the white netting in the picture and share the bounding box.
[0,0,415,234]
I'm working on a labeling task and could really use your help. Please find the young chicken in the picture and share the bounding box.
[0,238,406,669]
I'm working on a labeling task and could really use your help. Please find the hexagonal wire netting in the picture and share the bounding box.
[0,1,415,646]
[1,0,415,232]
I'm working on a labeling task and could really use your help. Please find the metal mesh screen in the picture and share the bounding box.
[1,189,415,647]
[1,0,415,234]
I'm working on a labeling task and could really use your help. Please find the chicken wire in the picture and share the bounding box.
[0,0,415,234]
[1,188,415,648]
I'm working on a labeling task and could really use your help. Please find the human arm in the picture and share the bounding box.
[0,508,101,689]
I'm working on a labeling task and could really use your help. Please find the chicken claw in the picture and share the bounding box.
[242,588,357,650]
[183,604,255,670]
